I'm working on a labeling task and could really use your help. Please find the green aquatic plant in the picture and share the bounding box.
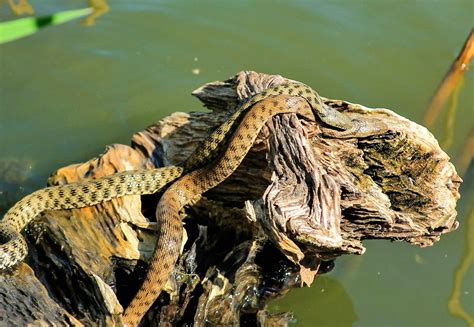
[0,7,92,44]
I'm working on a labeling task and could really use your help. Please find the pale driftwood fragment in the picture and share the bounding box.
[0,71,460,326]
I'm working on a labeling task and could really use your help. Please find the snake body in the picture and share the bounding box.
[0,82,352,271]
[0,82,358,325]
[122,95,313,325]
[183,82,352,171]
[0,167,183,270]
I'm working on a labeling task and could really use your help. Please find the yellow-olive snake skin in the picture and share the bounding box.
[0,82,351,271]
[183,82,353,172]
[0,82,360,325]
[0,168,184,270]
[122,95,314,325]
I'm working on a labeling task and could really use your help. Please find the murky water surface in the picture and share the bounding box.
[0,1,473,326]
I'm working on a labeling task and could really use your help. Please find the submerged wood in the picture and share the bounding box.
[0,71,461,326]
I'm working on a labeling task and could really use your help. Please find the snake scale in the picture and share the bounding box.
[0,82,361,325]
[122,95,314,325]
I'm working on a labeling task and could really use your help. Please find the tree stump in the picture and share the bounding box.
[0,71,461,326]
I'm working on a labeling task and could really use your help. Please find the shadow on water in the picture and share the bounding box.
[0,1,472,325]
[271,275,357,326]
[0,157,34,216]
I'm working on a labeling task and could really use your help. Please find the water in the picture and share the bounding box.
[0,1,473,326]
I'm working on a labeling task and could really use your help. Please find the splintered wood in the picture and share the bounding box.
[0,71,460,326]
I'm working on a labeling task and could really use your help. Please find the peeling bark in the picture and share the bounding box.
[0,71,461,326]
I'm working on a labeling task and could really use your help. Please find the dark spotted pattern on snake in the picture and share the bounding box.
[122,95,314,325]
[0,82,364,326]
[0,82,354,272]
[183,82,354,171]
[0,168,184,270]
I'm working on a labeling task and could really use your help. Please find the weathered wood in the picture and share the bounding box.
[0,71,461,326]
[0,264,82,326]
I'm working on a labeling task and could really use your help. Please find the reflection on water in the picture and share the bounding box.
[423,29,473,149]
[448,202,474,326]
[81,0,109,26]
[2,0,33,15]
[440,79,461,149]
[423,29,474,326]
[0,1,473,326]
[458,130,474,177]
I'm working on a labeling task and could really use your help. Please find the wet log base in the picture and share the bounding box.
[0,71,461,326]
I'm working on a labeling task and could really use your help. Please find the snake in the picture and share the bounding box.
[121,95,314,325]
[0,82,355,271]
[0,82,360,325]
[183,82,353,172]
[0,167,185,270]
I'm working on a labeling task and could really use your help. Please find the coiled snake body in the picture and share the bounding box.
[0,82,358,325]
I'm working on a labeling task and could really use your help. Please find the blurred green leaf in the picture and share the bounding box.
[0,8,92,44]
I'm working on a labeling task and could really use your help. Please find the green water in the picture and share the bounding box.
[0,1,473,326]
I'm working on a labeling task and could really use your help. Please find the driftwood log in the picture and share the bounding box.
[0,71,461,326]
